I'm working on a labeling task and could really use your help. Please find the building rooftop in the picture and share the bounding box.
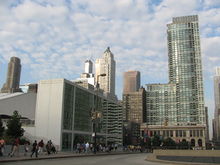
[0,92,24,100]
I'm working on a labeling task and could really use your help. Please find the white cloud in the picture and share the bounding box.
[0,0,219,118]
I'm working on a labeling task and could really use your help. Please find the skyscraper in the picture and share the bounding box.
[213,67,220,142]
[123,88,146,124]
[95,47,116,99]
[123,71,140,93]
[1,57,22,93]
[84,60,93,74]
[167,15,205,125]
[143,15,207,147]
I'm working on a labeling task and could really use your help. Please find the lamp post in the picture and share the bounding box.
[92,73,106,154]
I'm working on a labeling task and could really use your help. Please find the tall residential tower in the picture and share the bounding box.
[143,15,207,147]
[167,15,205,125]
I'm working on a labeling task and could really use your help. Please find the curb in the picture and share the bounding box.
[145,154,219,165]
[0,152,143,163]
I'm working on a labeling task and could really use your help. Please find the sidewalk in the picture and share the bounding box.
[0,151,142,163]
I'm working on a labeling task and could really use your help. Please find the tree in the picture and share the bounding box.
[163,137,176,149]
[178,140,189,149]
[152,135,161,147]
[6,111,24,138]
[0,117,4,137]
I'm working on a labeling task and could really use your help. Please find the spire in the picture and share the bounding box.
[104,47,111,53]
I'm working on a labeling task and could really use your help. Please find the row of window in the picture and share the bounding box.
[147,129,203,137]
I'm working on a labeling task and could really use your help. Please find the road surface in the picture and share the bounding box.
[1,153,163,165]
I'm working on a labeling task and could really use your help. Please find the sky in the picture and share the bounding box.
[0,0,220,138]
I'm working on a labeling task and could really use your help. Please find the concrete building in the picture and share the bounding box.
[143,15,207,147]
[123,71,140,93]
[32,79,122,151]
[213,67,220,142]
[0,92,37,126]
[123,88,146,124]
[95,47,116,100]
[1,57,22,93]
[85,60,93,74]
[79,60,95,86]
[141,124,206,147]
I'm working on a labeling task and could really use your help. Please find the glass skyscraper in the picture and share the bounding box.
[146,15,206,126]
[167,15,205,125]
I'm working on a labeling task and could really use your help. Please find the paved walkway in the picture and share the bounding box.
[0,151,142,163]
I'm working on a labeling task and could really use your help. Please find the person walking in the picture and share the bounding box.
[85,142,89,153]
[76,143,80,153]
[24,141,29,156]
[9,138,19,157]
[46,141,51,155]
[0,139,5,156]
[30,140,38,158]
[38,140,44,154]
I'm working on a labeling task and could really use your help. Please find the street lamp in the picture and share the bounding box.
[92,73,106,154]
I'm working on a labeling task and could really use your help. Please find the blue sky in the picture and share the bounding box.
[0,0,220,137]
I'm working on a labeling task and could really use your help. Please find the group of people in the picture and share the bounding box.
[75,142,118,153]
[30,139,57,158]
[0,138,57,158]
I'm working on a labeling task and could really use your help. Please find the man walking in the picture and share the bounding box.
[30,140,38,158]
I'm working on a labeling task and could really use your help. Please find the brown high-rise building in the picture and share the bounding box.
[1,57,22,93]
[123,71,140,93]
[122,88,146,124]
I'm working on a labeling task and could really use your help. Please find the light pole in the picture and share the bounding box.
[92,73,106,154]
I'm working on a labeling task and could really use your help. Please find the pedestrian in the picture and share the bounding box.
[30,140,38,158]
[38,140,44,154]
[9,138,19,157]
[0,138,5,156]
[114,144,118,151]
[76,143,80,153]
[24,141,29,156]
[89,143,93,152]
[46,141,51,155]
[85,142,89,153]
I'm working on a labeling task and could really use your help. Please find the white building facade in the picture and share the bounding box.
[95,47,116,100]
[33,79,122,151]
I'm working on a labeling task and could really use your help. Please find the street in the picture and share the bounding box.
[1,153,163,165]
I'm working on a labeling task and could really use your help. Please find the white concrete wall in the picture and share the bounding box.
[35,79,64,148]
[0,92,37,120]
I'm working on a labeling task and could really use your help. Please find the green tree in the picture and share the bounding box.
[152,135,161,147]
[6,111,24,138]
[178,140,189,149]
[163,137,176,149]
[0,117,4,137]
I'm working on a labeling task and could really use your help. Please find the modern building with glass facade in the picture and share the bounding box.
[167,15,205,126]
[143,15,207,147]
[33,79,122,151]
[146,84,177,126]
